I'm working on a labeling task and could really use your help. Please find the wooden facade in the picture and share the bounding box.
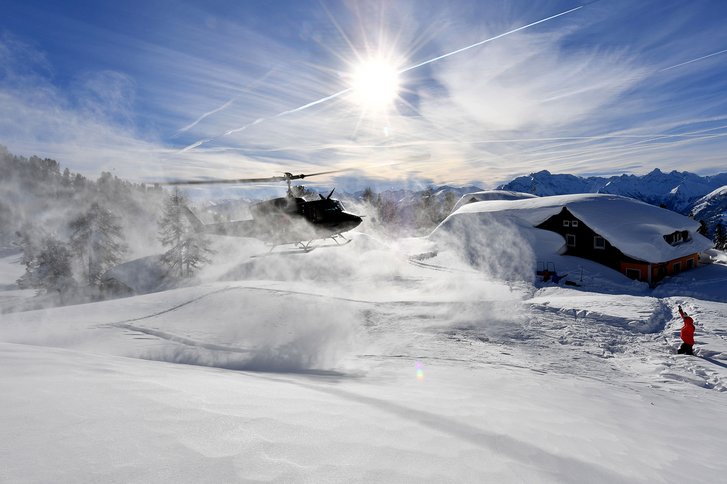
[536,207,700,285]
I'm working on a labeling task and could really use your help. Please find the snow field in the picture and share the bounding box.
[2,237,727,482]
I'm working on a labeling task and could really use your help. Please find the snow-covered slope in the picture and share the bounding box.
[499,169,727,214]
[602,169,727,214]
[497,170,606,196]
[2,230,727,482]
[691,185,727,228]
[0,249,35,312]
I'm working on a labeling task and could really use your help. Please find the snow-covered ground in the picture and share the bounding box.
[0,249,36,313]
[1,235,727,483]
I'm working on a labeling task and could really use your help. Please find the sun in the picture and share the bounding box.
[349,58,400,112]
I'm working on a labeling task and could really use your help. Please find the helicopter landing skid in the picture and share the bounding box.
[253,234,352,258]
[293,234,352,251]
[294,241,317,252]
[330,233,352,245]
[251,244,315,258]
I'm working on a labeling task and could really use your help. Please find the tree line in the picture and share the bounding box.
[359,186,458,236]
[1,146,212,304]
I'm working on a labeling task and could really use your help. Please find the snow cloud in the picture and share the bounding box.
[430,213,536,283]
[139,289,359,373]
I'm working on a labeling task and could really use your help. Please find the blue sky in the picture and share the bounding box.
[2,0,727,193]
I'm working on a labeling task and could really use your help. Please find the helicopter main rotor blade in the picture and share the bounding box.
[160,169,347,186]
[162,176,286,186]
[289,169,344,180]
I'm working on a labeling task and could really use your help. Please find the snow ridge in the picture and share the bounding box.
[498,168,727,215]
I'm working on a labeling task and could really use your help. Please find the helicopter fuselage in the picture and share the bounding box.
[166,171,361,247]
[195,195,362,246]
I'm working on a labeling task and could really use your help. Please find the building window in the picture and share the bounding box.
[687,258,694,269]
[563,220,570,227]
[593,236,605,249]
[625,268,641,280]
[664,230,690,246]
[572,220,579,227]
[672,262,681,273]
[566,234,576,247]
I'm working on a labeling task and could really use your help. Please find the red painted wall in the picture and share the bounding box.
[619,254,699,283]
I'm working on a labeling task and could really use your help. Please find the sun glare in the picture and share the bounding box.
[349,58,400,112]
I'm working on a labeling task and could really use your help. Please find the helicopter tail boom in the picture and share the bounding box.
[182,207,259,237]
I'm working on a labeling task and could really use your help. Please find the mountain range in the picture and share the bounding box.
[496,169,727,229]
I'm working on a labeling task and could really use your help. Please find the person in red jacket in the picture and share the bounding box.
[677,305,695,355]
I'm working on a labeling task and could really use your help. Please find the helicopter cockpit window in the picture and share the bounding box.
[323,200,343,212]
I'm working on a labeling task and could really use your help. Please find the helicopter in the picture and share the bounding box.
[163,171,363,251]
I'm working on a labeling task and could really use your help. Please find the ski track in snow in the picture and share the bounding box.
[104,285,239,326]
[520,299,727,393]
[87,274,727,394]
[116,322,255,354]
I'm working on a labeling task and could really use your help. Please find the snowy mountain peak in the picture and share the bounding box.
[498,169,727,215]
[691,185,727,228]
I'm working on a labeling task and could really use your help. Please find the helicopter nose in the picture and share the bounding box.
[343,212,363,230]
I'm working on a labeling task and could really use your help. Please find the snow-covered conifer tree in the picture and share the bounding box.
[69,202,127,287]
[15,223,45,287]
[714,222,726,250]
[158,189,212,278]
[22,235,75,301]
[697,219,709,237]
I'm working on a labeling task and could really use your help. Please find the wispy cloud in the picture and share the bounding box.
[2,1,727,192]
[179,3,585,154]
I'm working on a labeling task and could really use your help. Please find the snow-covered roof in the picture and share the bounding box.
[451,190,538,212]
[449,193,713,263]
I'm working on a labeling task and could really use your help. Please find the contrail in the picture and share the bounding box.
[659,48,727,72]
[400,5,583,73]
[179,89,354,152]
[274,88,351,117]
[225,117,265,136]
[178,4,585,153]
[178,99,235,133]
[176,67,278,135]
[179,138,211,153]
